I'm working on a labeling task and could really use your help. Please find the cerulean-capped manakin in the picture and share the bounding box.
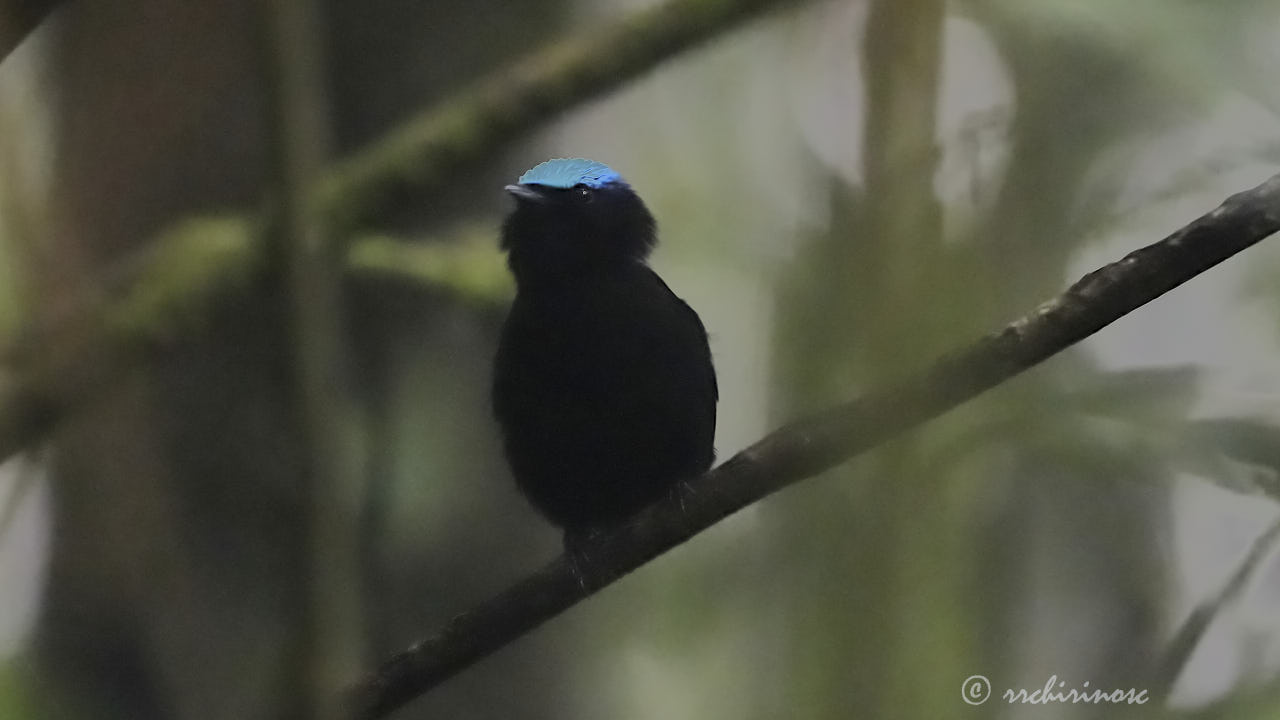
[492,158,718,545]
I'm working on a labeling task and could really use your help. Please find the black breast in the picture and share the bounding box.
[492,263,716,531]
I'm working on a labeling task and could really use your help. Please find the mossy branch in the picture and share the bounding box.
[0,221,504,462]
[315,0,812,230]
[0,0,791,463]
[346,174,1280,720]
[0,216,264,461]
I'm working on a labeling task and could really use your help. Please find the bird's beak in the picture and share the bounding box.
[505,184,547,204]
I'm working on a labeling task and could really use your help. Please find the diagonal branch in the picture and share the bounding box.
[346,173,1280,720]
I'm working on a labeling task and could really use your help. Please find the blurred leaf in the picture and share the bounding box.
[1080,139,1280,247]
[921,366,1200,478]
[965,0,1276,111]
[962,0,1280,308]
[1181,418,1280,501]
[1065,365,1201,426]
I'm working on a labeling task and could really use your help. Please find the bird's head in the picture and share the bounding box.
[501,158,656,283]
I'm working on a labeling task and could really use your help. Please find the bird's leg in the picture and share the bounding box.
[562,526,606,592]
[667,477,698,516]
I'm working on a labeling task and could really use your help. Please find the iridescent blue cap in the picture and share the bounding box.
[516,158,622,189]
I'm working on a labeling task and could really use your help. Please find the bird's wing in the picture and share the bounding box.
[675,295,718,406]
[637,266,718,454]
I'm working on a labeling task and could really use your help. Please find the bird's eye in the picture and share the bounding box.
[573,185,594,203]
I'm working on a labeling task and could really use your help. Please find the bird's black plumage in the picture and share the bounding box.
[492,160,717,537]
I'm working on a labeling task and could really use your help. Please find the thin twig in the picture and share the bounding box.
[345,173,1280,720]
[1151,515,1280,703]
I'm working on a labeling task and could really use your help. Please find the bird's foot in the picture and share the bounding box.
[667,478,698,516]
[562,526,607,592]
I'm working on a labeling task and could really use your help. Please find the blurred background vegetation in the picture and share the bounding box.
[1,0,1280,718]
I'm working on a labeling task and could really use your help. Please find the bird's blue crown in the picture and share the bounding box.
[517,158,622,189]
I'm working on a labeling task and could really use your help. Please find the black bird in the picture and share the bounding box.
[493,158,717,546]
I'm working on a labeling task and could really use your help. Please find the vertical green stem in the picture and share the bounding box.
[262,1,365,718]
[861,0,944,364]
[859,3,969,719]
